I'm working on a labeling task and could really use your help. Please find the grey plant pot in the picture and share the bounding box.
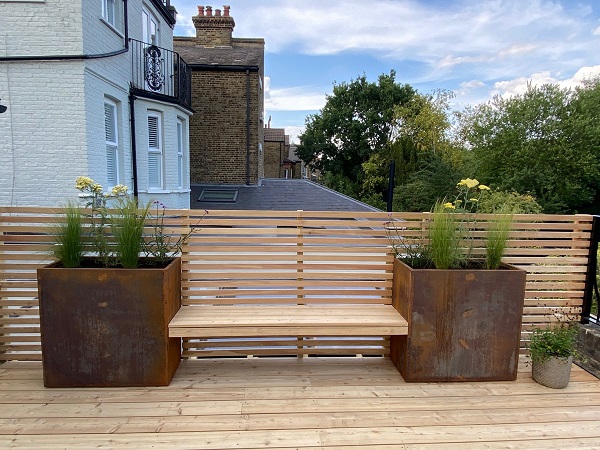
[532,356,573,389]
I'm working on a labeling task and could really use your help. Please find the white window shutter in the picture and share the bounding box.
[106,145,117,186]
[147,114,162,188]
[177,120,184,188]
[104,101,118,186]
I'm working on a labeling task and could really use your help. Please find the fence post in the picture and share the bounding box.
[581,215,600,324]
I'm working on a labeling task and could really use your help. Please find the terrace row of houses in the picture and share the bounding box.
[0,0,310,209]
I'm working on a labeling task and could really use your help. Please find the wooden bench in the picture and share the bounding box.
[168,210,408,363]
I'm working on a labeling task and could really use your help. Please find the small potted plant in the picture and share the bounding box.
[529,317,581,389]
[37,177,206,388]
[386,179,527,382]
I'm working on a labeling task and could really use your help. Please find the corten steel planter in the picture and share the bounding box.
[37,258,182,388]
[390,259,526,382]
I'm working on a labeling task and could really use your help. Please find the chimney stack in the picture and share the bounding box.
[192,5,235,47]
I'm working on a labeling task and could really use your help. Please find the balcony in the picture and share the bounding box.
[129,38,192,111]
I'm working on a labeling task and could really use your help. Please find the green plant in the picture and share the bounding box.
[428,200,462,269]
[386,178,514,270]
[529,322,580,364]
[50,176,207,269]
[111,196,152,269]
[53,201,84,268]
[486,204,513,270]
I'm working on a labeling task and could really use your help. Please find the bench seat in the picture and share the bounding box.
[169,305,408,338]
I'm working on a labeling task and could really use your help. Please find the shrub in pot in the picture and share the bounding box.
[387,179,526,382]
[529,319,581,389]
[38,177,205,387]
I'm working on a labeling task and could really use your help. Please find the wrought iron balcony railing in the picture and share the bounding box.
[129,38,192,110]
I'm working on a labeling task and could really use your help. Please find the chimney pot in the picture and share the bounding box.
[215,8,221,16]
[197,5,204,16]
[206,6,212,16]
[223,5,230,17]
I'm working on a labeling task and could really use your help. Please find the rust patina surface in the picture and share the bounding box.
[390,259,526,382]
[38,258,181,387]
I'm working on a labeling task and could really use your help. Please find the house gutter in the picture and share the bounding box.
[128,93,139,200]
[0,0,129,62]
[246,69,251,186]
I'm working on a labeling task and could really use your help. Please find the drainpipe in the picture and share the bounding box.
[245,69,250,186]
[0,0,129,61]
[128,93,139,200]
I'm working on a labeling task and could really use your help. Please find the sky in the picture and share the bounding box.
[172,0,600,144]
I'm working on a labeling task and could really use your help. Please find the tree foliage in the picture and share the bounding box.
[461,80,600,213]
[296,71,415,198]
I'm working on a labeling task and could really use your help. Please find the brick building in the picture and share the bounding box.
[174,5,265,186]
[0,0,193,208]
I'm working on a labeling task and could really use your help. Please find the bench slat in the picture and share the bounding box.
[169,305,408,338]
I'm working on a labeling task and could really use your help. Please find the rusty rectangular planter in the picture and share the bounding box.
[390,259,526,382]
[37,258,182,387]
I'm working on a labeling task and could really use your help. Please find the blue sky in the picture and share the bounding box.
[173,0,600,144]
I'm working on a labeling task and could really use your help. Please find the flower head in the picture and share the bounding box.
[457,178,479,189]
[469,198,479,202]
[478,184,491,191]
[443,202,456,209]
[91,183,103,194]
[75,176,94,191]
[111,184,129,196]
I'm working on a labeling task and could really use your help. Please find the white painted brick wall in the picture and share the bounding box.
[0,62,88,206]
[1,0,190,208]
[0,0,83,57]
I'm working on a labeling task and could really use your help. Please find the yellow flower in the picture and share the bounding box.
[111,184,129,196]
[478,184,491,191]
[91,183,103,194]
[469,198,478,202]
[75,176,94,190]
[457,178,479,189]
[443,202,455,209]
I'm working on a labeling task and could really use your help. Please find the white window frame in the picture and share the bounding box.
[142,7,159,46]
[147,113,163,189]
[104,99,119,188]
[176,118,185,189]
[102,0,116,27]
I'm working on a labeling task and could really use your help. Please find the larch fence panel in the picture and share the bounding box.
[0,207,593,361]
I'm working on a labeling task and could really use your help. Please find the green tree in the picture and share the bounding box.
[461,81,600,213]
[296,71,415,199]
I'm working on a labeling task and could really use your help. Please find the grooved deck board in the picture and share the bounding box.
[0,358,598,449]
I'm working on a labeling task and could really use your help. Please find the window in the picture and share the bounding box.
[104,99,119,187]
[142,8,159,45]
[147,113,163,189]
[199,190,238,202]
[102,0,116,27]
[176,118,184,189]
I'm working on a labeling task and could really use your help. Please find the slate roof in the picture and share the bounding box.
[173,39,264,67]
[190,179,380,212]
[264,128,285,142]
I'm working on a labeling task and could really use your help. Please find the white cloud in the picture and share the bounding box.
[265,86,326,111]
[492,65,600,98]
[497,43,539,57]
[285,126,304,145]
[460,80,486,90]
[593,25,600,35]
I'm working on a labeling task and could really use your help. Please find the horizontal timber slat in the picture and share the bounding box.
[0,208,593,360]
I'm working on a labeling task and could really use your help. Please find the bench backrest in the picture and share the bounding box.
[179,210,394,357]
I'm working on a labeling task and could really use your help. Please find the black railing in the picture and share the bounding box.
[129,38,192,110]
[582,215,600,324]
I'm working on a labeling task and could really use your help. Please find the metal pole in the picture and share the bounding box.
[387,161,395,212]
[582,215,600,324]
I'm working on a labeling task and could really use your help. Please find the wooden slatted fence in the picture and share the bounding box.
[0,207,593,361]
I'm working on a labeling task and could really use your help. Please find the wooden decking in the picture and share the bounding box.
[1,358,599,449]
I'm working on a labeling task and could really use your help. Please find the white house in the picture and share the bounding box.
[0,0,193,208]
